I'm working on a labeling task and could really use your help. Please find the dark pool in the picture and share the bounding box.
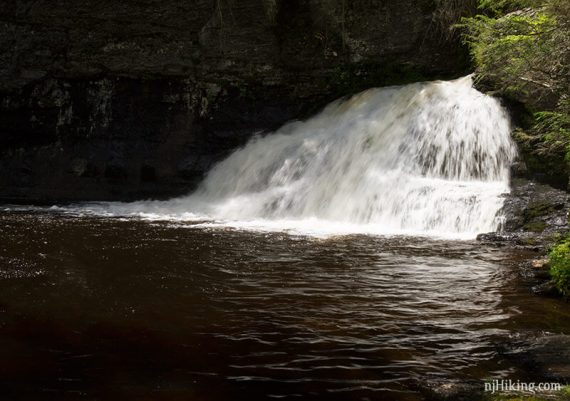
[0,211,569,400]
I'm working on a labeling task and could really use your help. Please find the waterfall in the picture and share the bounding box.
[86,76,517,238]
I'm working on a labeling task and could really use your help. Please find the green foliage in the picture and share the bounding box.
[549,236,570,296]
[533,107,570,160]
[513,101,570,187]
[477,0,543,14]
[461,9,557,103]
[461,0,570,188]
[461,0,569,104]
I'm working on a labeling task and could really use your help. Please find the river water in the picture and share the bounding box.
[2,77,568,400]
[1,211,569,400]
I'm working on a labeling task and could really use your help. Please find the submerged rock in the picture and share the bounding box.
[518,335,570,382]
[419,380,482,401]
[531,281,560,297]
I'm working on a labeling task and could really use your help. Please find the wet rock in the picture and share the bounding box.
[418,380,482,401]
[534,269,553,281]
[510,159,529,178]
[531,281,560,297]
[498,178,570,247]
[522,335,570,381]
[477,232,518,242]
[531,258,549,269]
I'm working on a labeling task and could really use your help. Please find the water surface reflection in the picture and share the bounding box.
[0,212,568,400]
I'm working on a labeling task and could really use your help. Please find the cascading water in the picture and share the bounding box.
[83,76,517,238]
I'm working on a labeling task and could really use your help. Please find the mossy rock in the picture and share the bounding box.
[524,220,548,233]
[525,202,559,219]
[521,203,559,233]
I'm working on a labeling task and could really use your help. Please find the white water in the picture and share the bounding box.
[73,76,517,238]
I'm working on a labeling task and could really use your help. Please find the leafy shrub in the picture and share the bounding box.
[460,0,568,105]
[549,237,570,296]
[461,8,557,105]
[533,106,570,160]
[477,0,544,14]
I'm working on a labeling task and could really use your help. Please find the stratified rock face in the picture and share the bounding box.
[478,178,569,248]
[0,0,472,202]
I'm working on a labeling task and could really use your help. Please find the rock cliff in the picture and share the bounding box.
[0,0,472,201]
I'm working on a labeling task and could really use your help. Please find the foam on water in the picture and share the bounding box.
[59,76,517,238]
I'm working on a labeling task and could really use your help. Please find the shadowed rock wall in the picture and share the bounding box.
[0,0,473,201]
